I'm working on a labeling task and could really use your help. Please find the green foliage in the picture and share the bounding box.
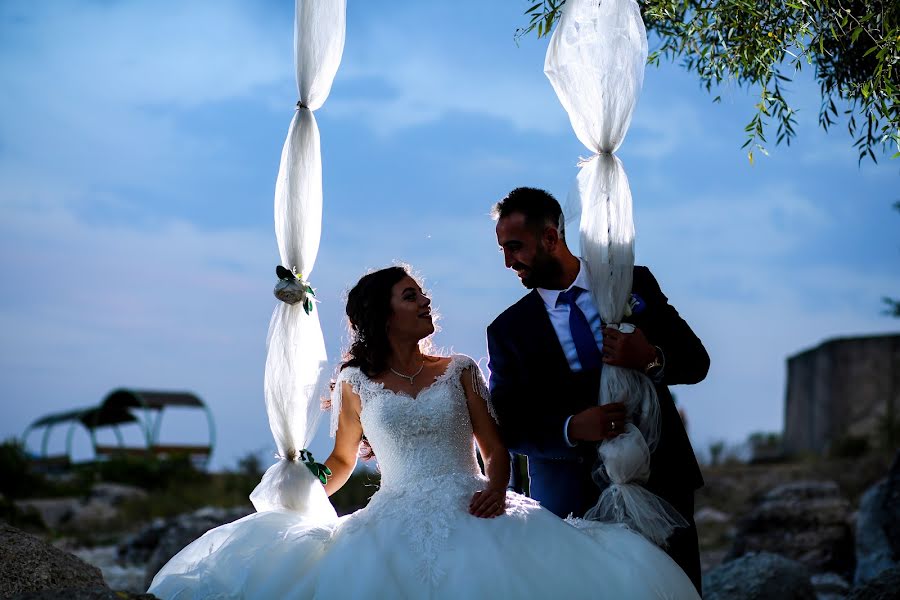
[517,0,899,163]
[0,439,45,498]
[704,439,749,465]
[708,439,726,465]
[0,439,216,504]
[747,431,781,447]
[747,431,784,463]
[91,453,204,490]
[883,297,900,316]
[235,450,264,479]
[0,495,47,532]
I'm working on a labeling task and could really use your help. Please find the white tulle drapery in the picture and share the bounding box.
[249,0,346,523]
[544,0,685,546]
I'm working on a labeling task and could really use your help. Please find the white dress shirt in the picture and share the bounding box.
[535,259,604,447]
[535,259,605,372]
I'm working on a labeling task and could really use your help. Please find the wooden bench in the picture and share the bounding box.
[93,445,151,457]
[150,444,211,457]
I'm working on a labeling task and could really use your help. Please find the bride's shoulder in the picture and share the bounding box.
[335,364,368,391]
[446,353,483,373]
[336,364,362,379]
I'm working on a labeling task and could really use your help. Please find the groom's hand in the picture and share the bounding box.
[602,326,657,371]
[567,403,628,443]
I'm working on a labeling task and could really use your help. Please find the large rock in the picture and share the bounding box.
[854,451,900,585]
[810,572,850,600]
[727,480,855,577]
[117,517,168,566]
[10,587,158,600]
[0,524,107,597]
[124,505,253,590]
[76,483,151,526]
[855,479,896,584]
[881,452,900,559]
[847,565,900,600]
[703,552,816,600]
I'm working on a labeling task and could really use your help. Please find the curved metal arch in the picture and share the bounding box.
[148,403,216,468]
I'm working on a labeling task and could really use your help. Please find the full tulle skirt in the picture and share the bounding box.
[149,474,698,600]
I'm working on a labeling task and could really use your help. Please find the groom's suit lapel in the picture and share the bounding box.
[521,290,571,376]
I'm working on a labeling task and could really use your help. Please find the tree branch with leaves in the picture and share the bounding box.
[518,0,899,163]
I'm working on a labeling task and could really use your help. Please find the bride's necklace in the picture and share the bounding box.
[390,360,425,385]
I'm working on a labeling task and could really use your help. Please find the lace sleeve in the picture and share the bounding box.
[329,367,360,438]
[461,356,498,424]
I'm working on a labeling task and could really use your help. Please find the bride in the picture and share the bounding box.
[148,266,700,599]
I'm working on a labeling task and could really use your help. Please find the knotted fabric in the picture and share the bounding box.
[544,0,676,547]
[251,0,345,522]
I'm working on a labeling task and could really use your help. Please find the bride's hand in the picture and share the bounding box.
[469,487,506,518]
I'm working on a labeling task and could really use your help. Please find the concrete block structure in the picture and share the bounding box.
[784,333,900,455]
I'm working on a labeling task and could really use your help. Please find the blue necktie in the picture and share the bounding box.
[557,287,602,371]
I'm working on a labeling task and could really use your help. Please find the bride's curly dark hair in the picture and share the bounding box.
[340,266,409,377]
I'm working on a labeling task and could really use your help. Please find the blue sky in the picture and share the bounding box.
[1,0,897,470]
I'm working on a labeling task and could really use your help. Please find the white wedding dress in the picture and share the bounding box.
[148,355,699,599]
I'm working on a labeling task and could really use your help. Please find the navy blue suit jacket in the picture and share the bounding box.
[486,266,708,519]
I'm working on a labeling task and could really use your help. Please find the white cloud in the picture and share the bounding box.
[0,0,292,196]
[1,1,290,108]
[327,5,569,136]
[627,100,708,160]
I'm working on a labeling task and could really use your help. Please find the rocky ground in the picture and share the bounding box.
[695,451,899,598]
[2,451,897,599]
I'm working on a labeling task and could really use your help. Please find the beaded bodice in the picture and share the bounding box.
[331,354,491,491]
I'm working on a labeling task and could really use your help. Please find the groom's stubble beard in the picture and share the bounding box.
[519,244,563,289]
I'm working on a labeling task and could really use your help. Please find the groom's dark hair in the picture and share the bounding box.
[492,187,565,238]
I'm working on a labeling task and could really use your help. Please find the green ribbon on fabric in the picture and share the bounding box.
[299,449,331,484]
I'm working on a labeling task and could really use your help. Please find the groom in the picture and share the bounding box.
[486,187,708,593]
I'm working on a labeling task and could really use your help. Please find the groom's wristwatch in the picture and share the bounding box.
[644,346,664,375]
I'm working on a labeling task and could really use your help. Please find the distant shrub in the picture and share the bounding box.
[235,451,264,479]
[829,434,870,459]
[0,439,46,499]
[707,441,726,466]
[703,438,752,467]
[748,431,784,464]
[330,468,380,516]
[93,453,203,490]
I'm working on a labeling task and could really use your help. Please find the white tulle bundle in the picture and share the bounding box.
[585,425,687,546]
[250,0,346,522]
[545,0,682,546]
